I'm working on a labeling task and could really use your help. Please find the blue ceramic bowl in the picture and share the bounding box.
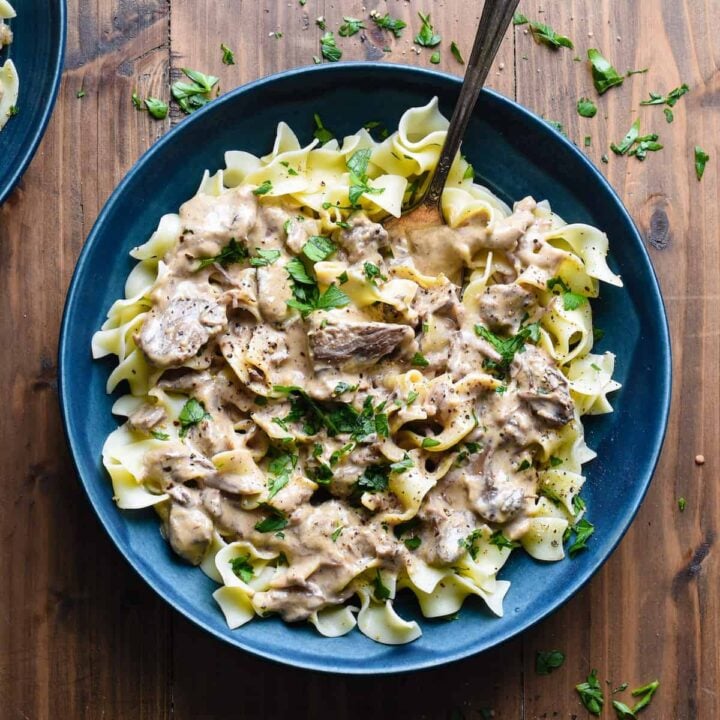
[59,63,671,674]
[0,0,65,205]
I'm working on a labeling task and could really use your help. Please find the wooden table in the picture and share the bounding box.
[1,1,717,717]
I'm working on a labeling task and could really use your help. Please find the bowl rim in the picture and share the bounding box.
[0,0,67,205]
[58,61,672,674]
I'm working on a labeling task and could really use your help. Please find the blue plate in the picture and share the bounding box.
[59,63,671,674]
[0,0,65,205]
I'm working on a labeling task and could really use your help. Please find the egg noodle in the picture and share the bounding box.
[0,0,18,130]
[93,99,622,644]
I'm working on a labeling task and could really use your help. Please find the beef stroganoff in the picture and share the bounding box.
[93,99,622,644]
[0,0,18,130]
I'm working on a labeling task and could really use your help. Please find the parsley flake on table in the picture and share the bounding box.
[320,31,342,62]
[587,49,624,94]
[577,96,598,118]
[450,41,465,64]
[76,89,86,99]
[171,67,219,114]
[694,146,709,181]
[220,43,235,65]
[144,97,168,120]
[512,12,528,25]
[610,119,640,155]
[339,16,364,37]
[529,21,574,50]
[630,680,660,712]
[576,669,604,715]
[430,51,441,64]
[535,650,565,675]
[414,11,441,48]
[371,12,407,38]
[640,83,689,107]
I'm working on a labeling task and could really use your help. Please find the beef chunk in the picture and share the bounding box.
[511,345,573,427]
[337,214,388,263]
[138,291,227,368]
[476,283,535,335]
[309,320,413,366]
[128,402,166,433]
[166,503,213,565]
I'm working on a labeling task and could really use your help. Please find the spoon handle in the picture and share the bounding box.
[423,0,520,209]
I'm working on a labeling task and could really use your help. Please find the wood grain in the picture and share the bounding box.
[0,0,718,717]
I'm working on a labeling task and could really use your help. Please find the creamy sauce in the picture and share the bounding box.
[132,186,575,622]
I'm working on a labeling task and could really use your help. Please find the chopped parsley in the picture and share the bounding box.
[535,650,565,675]
[513,12,529,25]
[331,526,344,542]
[549,456,563,467]
[577,97,598,118]
[363,261,387,284]
[474,322,541,372]
[267,450,297,499]
[630,680,660,712]
[695,146,709,181]
[195,237,248,270]
[568,518,595,555]
[320,31,342,62]
[518,459,532,471]
[178,397,210,437]
[678,497,686,511]
[339,16,364,37]
[664,108,674,123]
[220,43,235,65]
[640,83,689,107]
[144,97,168,120]
[302,235,336,262]
[371,12,406,38]
[171,67,219,114]
[131,92,142,110]
[406,390,419,405]
[356,464,390,494]
[489,531,521,550]
[252,180,273,195]
[576,669,604,715]
[76,89,86,99]
[459,529,484,560]
[250,248,282,267]
[254,505,289,533]
[547,276,587,310]
[610,119,640,155]
[629,134,663,161]
[414,11,441,48]
[450,41,464,64]
[421,437,441,449]
[587,49,624,94]
[332,382,357,396]
[404,536,422,550]
[411,352,430,367]
[229,555,254,583]
[611,700,636,718]
[347,148,384,207]
[529,21,574,50]
[285,258,350,316]
[584,135,592,147]
[150,429,170,441]
[389,454,414,473]
[312,113,334,144]
[373,570,391,600]
[430,51,441,64]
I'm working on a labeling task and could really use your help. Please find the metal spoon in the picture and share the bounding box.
[387,0,520,234]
